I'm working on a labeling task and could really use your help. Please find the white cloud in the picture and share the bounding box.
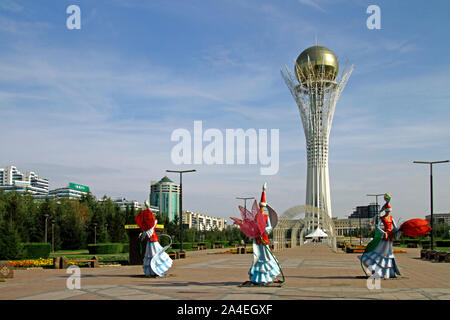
[0,0,22,13]
[298,0,325,12]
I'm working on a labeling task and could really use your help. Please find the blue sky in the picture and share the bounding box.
[1,0,449,222]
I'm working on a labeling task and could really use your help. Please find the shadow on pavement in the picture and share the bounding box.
[287,275,365,280]
[138,281,243,287]
[71,274,243,286]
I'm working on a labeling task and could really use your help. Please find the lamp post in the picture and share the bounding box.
[44,214,49,243]
[367,193,384,225]
[413,160,449,250]
[93,223,97,245]
[344,214,351,244]
[236,197,255,213]
[359,211,362,245]
[166,169,197,253]
[51,220,55,253]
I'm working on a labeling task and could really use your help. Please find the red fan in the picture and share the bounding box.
[400,219,432,237]
[230,200,266,239]
[136,208,156,231]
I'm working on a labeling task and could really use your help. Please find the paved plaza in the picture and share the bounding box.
[0,244,449,300]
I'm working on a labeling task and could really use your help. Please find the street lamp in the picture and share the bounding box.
[51,220,55,253]
[413,160,449,250]
[166,169,197,253]
[344,214,352,244]
[367,193,384,225]
[93,223,97,245]
[236,197,255,213]
[44,214,49,243]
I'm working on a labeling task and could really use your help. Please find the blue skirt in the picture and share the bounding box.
[249,242,280,284]
[358,239,400,279]
[143,241,173,277]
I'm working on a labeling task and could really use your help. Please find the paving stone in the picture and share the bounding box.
[1,244,449,300]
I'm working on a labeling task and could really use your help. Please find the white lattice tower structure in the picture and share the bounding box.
[281,46,353,232]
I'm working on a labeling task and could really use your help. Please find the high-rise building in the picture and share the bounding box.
[0,165,49,198]
[349,204,379,219]
[149,176,180,222]
[49,182,89,200]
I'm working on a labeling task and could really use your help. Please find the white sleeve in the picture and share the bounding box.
[265,215,273,235]
[392,218,398,231]
[145,219,158,238]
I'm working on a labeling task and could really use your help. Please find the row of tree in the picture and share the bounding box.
[0,191,246,260]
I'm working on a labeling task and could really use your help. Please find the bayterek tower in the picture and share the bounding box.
[281,46,353,233]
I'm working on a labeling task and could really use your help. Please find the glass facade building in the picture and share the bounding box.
[150,176,180,222]
[349,204,380,219]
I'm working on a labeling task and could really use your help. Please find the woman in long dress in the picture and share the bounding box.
[358,203,401,279]
[138,201,173,277]
[248,184,281,285]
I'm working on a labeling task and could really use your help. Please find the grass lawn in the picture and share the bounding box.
[49,250,129,263]
[50,249,89,256]
[396,244,450,252]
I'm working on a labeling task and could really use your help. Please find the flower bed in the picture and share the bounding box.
[66,261,92,267]
[9,258,53,268]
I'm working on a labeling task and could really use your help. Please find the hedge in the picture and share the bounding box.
[171,242,194,250]
[404,239,420,244]
[436,240,450,247]
[198,242,212,249]
[88,243,123,254]
[213,240,229,246]
[23,243,51,259]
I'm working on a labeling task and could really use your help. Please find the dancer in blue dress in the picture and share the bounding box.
[358,193,401,279]
[249,183,281,285]
[137,200,173,277]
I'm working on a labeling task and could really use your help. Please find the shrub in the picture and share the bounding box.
[171,242,194,250]
[121,243,129,253]
[436,240,450,247]
[405,239,420,244]
[88,243,122,254]
[23,243,51,259]
[213,240,229,246]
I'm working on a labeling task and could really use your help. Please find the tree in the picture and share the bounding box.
[58,200,85,250]
[108,205,126,243]
[0,219,24,260]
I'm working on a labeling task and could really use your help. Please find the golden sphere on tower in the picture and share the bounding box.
[295,45,339,86]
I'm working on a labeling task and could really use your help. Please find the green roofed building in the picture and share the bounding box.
[49,182,90,200]
[150,176,180,222]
